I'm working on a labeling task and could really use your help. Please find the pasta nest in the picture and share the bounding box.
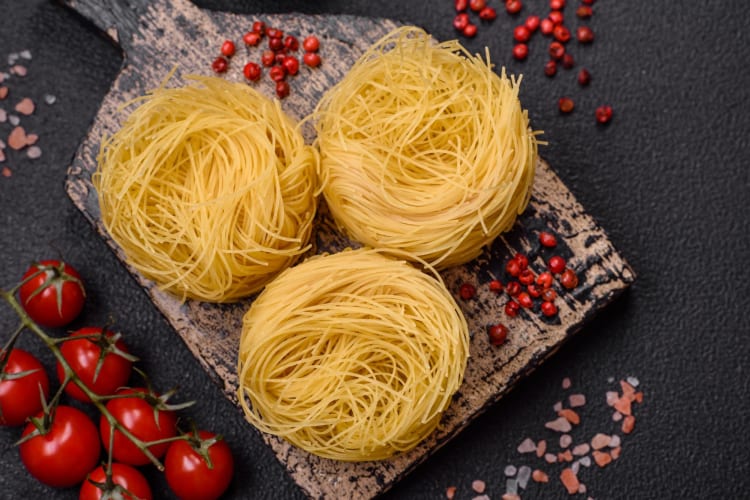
[238,248,470,461]
[313,27,539,269]
[94,76,318,302]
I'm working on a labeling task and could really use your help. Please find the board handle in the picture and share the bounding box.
[57,0,154,51]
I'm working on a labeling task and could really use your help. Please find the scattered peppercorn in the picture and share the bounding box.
[548,10,564,26]
[454,12,470,31]
[548,255,566,274]
[506,281,521,296]
[243,61,261,81]
[489,279,504,293]
[553,24,571,43]
[302,35,320,52]
[578,68,592,86]
[558,97,575,114]
[460,282,477,300]
[303,52,322,68]
[536,271,554,289]
[561,53,575,69]
[512,43,529,60]
[488,323,509,345]
[560,268,579,289]
[275,80,290,99]
[540,18,554,35]
[595,105,613,124]
[220,40,236,57]
[463,23,478,37]
[242,31,261,46]
[541,300,558,317]
[469,0,486,12]
[544,60,557,77]
[549,0,565,10]
[576,5,593,18]
[505,299,521,317]
[576,26,595,43]
[514,25,531,42]
[549,41,565,60]
[525,15,540,32]
[211,56,228,73]
[539,231,558,248]
[505,0,523,15]
[518,268,535,286]
[479,6,497,21]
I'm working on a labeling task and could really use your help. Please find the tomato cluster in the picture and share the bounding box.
[1,259,235,499]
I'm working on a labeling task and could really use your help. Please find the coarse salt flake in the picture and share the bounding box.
[562,377,572,389]
[572,443,590,456]
[560,434,573,448]
[553,401,563,412]
[472,480,486,493]
[591,433,611,450]
[532,469,549,483]
[10,65,27,77]
[560,468,580,494]
[517,466,532,490]
[536,439,547,457]
[517,437,537,453]
[446,486,456,499]
[15,97,34,115]
[504,465,517,477]
[545,417,572,433]
[569,393,586,407]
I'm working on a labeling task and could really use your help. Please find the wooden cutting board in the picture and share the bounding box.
[62,0,635,498]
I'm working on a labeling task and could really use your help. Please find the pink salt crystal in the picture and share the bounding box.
[446,486,457,499]
[614,396,632,416]
[472,480,486,493]
[536,439,547,457]
[572,443,590,456]
[606,391,619,406]
[501,495,520,500]
[472,495,490,500]
[609,434,621,448]
[10,65,27,76]
[545,417,572,433]
[569,394,586,407]
[560,468,580,495]
[7,126,27,150]
[612,411,623,422]
[0,108,6,122]
[591,433,611,450]
[504,465,517,476]
[611,446,622,459]
[544,453,557,463]
[0,148,4,162]
[578,483,587,494]
[14,97,34,115]
[562,377,572,389]
[579,456,592,467]
[25,133,38,146]
[0,86,7,99]
[553,401,563,412]
[517,437,537,453]
[2,166,11,177]
[559,434,572,448]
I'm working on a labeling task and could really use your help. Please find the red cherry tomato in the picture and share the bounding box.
[18,260,85,328]
[56,327,133,403]
[19,405,101,488]
[0,349,50,426]
[165,430,234,500]
[79,463,153,500]
[100,387,178,466]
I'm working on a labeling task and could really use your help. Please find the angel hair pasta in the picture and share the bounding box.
[238,248,470,461]
[313,27,539,269]
[94,75,318,302]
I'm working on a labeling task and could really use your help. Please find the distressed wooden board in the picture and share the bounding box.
[62,0,635,498]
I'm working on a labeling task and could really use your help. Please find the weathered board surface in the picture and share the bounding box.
[62,0,635,498]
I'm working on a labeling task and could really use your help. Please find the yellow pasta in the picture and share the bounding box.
[313,26,539,269]
[94,75,318,302]
[238,248,470,461]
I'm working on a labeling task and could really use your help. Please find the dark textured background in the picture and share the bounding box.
[0,1,748,499]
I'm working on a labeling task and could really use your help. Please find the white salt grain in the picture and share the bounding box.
[607,376,615,383]
[7,53,18,65]
[0,109,6,122]
[545,417,572,433]
[517,437,537,453]
[27,146,41,159]
[19,50,31,60]
[544,453,557,463]
[553,401,563,412]
[562,377,572,389]
[10,65,27,77]
[517,466,532,490]
[612,411,623,422]
[9,114,19,126]
[571,461,580,474]
[506,478,518,495]
[578,483,587,494]
[44,94,56,105]
[579,456,592,467]
[626,376,640,387]
[606,391,619,406]
[609,434,621,448]
[569,394,586,407]
[504,465,517,477]
[572,443,590,456]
